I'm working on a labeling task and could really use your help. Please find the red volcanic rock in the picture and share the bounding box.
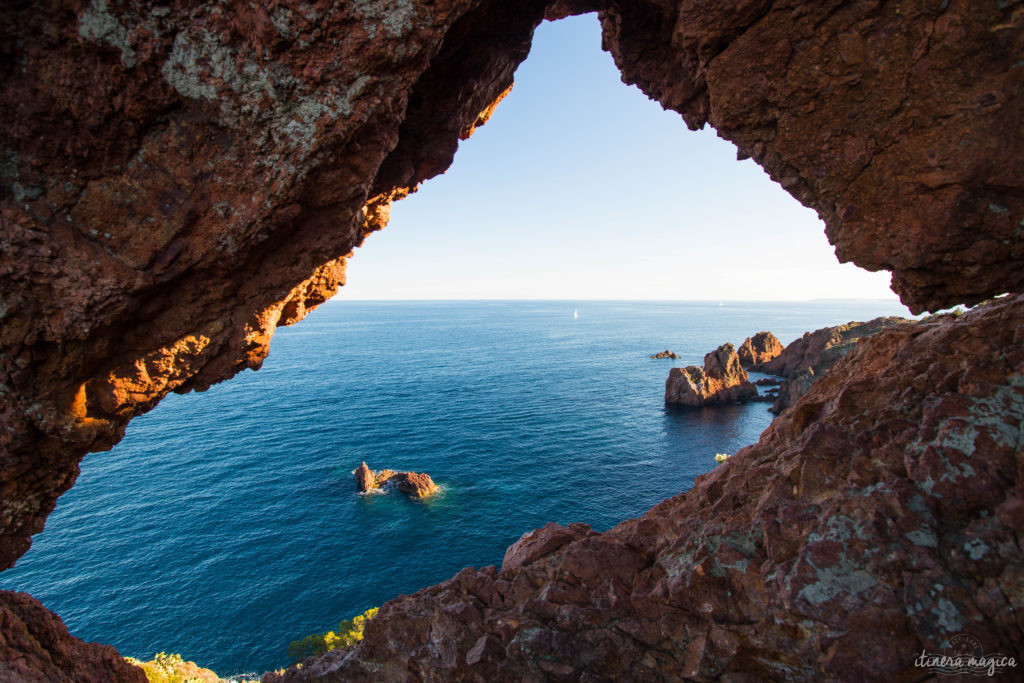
[754,317,914,411]
[0,591,146,682]
[0,0,1022,678]
[355,464,439,499]
[393,472,440,499]
[753,317,913,377]
[501,522,595,573]
[650,350,679,359]
[737,331,782,367]
[267,294,1024,682]
[354,462,375,492]
[371,469,398,489]
[0,0,1019,578]
[665,343,757,406]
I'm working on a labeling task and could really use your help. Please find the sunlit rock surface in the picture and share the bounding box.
[665,343,757,406]
[0,0,1022,678]
[753,316,914,411]
[738,331,782,368]
[355,462,440,499]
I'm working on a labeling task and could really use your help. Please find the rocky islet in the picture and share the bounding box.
[355,462,440,500]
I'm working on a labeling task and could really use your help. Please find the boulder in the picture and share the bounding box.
[737,332,783,367]
[393,472,440,500]
[665,343,757,406]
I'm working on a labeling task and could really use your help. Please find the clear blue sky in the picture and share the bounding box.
[341,14,898,302]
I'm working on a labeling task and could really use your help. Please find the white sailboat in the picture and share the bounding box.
[573,308,579,319]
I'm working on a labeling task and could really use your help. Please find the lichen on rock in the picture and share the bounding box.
[0,0,1023,678]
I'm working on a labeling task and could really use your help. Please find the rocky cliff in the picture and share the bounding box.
[268,294,1024,681]
[0,591,146,682]
[665,343,757,406]
[754,316,914,411]
[0,0,1022,679]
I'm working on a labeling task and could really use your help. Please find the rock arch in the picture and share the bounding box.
[1,0,1021,678]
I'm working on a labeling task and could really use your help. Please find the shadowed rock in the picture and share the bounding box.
[0,591,146,682]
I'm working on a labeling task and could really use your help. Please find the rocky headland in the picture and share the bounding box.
[754,316,915,412]
[1,0,1022,679]
[355,462,440,500]
[665,343,757,406]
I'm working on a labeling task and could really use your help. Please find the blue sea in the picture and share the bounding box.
[1,300,911,675]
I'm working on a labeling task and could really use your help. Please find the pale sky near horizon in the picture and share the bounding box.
[339,14,901,303]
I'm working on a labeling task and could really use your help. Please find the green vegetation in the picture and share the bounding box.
[287,607,379,662]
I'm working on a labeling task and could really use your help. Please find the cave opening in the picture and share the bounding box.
[2,11,914,679]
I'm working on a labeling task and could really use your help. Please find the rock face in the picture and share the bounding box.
[354,462,376,492]
[650,350,679,359]
[0,0,1020,576]
[754,317,914,412]
[355,462,439,499]
[0,591,146,682]
[737,331,783,367]
[266,295,1024,681]
[665,343,757,406]
[0,0,1021,677]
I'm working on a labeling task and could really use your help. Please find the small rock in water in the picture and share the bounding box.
[355,462,439,499]
[650,350,679,359]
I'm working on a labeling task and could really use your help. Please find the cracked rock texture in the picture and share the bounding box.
[268,295,1024,681]
[0,0,1022,679]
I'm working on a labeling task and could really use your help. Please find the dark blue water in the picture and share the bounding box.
[1,300,911,675]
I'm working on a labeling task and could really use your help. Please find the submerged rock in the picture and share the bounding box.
[650,350,679,359]
[665,343,757,406]
[355,462,439,499]
[737,331,783,367]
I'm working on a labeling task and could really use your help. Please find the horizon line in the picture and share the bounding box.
[327,296,906,304]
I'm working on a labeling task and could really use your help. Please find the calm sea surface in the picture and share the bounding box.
[1,300,911,675]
